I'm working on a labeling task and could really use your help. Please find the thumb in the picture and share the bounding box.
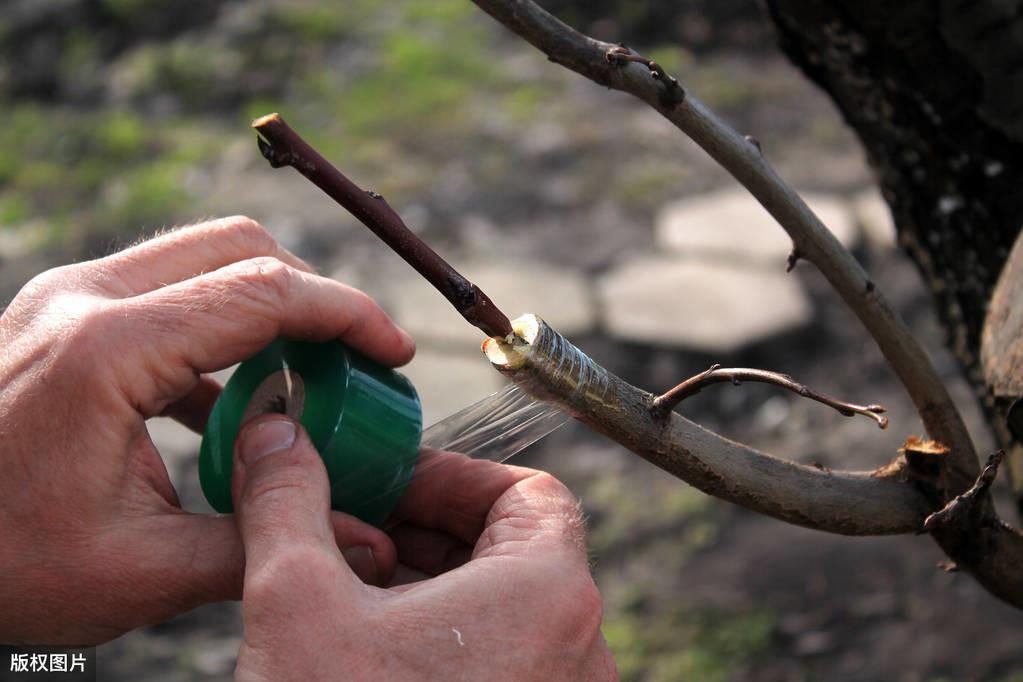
[232,415,394,586]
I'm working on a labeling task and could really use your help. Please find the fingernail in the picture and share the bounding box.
[238,419,296,465]
[342,545,378,584]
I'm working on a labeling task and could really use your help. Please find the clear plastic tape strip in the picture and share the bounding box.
[362,319,611,513]
[421,383,569,463]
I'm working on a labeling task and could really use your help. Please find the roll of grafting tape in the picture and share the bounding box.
[199,338,422,526]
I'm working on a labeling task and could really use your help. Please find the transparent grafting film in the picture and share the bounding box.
[356,317,612,521]
[420,383,569,462]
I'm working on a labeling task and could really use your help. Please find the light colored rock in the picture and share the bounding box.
[655,188,859,265]
[383,260,596,351]
[398,350,508,427]
[852,188,897,250]
[147,418,201,491]
[0,223,40,261]
[190,636,241,676]
[598,257,813,353]
[145,366,234,491]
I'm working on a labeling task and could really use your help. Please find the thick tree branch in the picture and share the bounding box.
[469,0,977,490]
[468,0,1023,609]
[651,363,889,428]
[252,113,513,339]
[483,315,929,536]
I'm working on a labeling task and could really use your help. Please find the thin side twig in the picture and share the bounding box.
[251,113,513,339]
[651,364,889,428]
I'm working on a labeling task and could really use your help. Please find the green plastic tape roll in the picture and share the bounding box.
[199,338,422,526]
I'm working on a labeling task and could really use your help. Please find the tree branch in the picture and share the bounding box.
[469,0,977,488]
[251,113,513,339]
[483,315,929,536]
[468,0,1023,609]
[651,363,889,428]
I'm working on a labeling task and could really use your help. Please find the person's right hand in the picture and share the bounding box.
[232,415,617,681]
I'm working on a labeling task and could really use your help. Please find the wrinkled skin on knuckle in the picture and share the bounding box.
[229,256,294,315]
[243,545,340,624]
[483,472,588,556]
[3,265,92,329]
[212,215,277,256]
[241,474,322,517]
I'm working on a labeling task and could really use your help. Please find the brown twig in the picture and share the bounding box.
[650,364,889,428]
[251,113,513,339]
[923,450,1006,534]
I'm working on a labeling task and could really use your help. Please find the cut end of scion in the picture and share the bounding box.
[483,313,540,369]
[252,112,283,129]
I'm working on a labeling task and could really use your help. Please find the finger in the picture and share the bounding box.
[105,503,397,631]
[390,449,535,544]
[388,523,473,577]
[232,416,378,593]
[473,471,587,565]
[95,216,314,296]
[160,375,222,434]
[122,257,414,414]
[330,511,397,586]
[134,256,415,368]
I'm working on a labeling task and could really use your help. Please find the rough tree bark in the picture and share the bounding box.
[762,0,1023,500]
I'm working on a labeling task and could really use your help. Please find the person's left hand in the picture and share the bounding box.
[0,216,413,645]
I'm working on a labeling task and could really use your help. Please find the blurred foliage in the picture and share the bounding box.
[0,0,776,255]
[585,471,715,555]
[0,0,557,251]
[604,598,776,682]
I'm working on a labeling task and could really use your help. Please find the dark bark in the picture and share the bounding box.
[763,0,1023,498]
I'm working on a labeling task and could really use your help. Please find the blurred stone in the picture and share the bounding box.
[385,260,596,351]
[655,188,859,265]
[190,636,241,676]
[147,418,201,492]
[853,188,897,250]
[597,257,812,353]
[146,365,233,492]
[0,225,35,262]
[398,350,508,427]
[794,630,836,656]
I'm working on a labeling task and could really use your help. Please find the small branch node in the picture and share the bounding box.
[650,365,889,428]
[786,247,802,273]
[922,450,1006,534]
[744,134,762,152]
[604,46,685,105]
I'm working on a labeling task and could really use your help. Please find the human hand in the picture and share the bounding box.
[0,217,413,645]
[232,416,617,681]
